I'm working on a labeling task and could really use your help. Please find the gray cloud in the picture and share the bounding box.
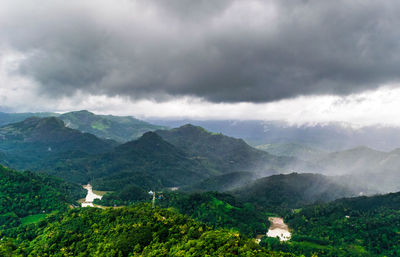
[2,0,400,102]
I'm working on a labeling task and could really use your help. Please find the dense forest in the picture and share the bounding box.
[0,115,399,257]
[0,204,297,257]
[0,165,85,231]
[261,192,400,257]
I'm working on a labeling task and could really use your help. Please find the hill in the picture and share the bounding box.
[0,117,116,177]
[232,173,357,210]
[0,116,115,154]
[0,165,85,231]
[149,119,400,151]
[0,110,166,143]
[156,124,295,176]
[264,191,400,256]
[88,132,211,191]
[301,146,400,193]
[1,205,297,257]
[59,110,166,142]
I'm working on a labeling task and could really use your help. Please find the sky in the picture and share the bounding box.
[1,0,400,126]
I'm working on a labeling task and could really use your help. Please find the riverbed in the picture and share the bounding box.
[81,184,103,207]
[266,217,291,241]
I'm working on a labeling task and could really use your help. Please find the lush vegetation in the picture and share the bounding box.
[0,204,297,257]
[96,189,269,238]
[89,132,210,191]
[59,110,166,142]
[159,191,269,238]
[0,165,85,231]
[156,124,294,175]
[261,192,400,257]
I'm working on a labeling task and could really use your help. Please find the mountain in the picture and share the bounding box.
[314,146,387,174]
[256,143,326,161]
[0,110,166,143]
[156,124,295,176]
[0,117,116,178]
[59,110,165,142]
[0,111,56,126]
[88,132,211,191]
[300,146,400,193]
[148,119,400,151]
[0,165,85,231]
[232,173,358,210]
[0,116,115,154]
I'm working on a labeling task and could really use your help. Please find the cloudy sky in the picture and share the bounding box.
[1,0,400,126]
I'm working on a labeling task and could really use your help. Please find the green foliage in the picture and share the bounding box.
[20,213,47,225]
[89,132,210,191]
[0,165,85,231]
[59,110,166,142]
[2,204,297,257]
[156,124,294,175]
[159,191,269,238]
[263,192,400,256]
[95,185,151,206]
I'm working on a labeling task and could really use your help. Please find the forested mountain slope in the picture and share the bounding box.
[59,110,165,142]
[89,132,210,191]
[0,116,115,155]
[1,205,297,257]
[0,165,85,231]
[156,124,295,176]
[232,173,357,210]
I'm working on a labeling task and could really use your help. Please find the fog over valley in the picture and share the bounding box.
[1,1,400,256]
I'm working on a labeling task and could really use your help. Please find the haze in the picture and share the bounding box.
[1,0,400,127]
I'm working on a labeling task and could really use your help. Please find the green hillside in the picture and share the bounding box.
[232,173,357,211]
[156,124,294,175]
[0,165,85,231]
[0,116,115,154]
[59,110,166,142]
[1,204,297,257]
[89,132,211,191]
[263,191,400,257]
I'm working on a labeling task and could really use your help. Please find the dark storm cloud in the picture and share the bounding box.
[2,0,400,102]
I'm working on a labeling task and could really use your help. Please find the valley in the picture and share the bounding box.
[2,1,399,256]
[0,113,399,256]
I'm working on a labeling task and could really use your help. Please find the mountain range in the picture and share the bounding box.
[148,119,400,151]
[0,111,399,256]
[0,110,165,143]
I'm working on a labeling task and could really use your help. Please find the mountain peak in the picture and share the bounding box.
[139,131,163,142]
[64,110,95,117]
[173,124,213,135]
